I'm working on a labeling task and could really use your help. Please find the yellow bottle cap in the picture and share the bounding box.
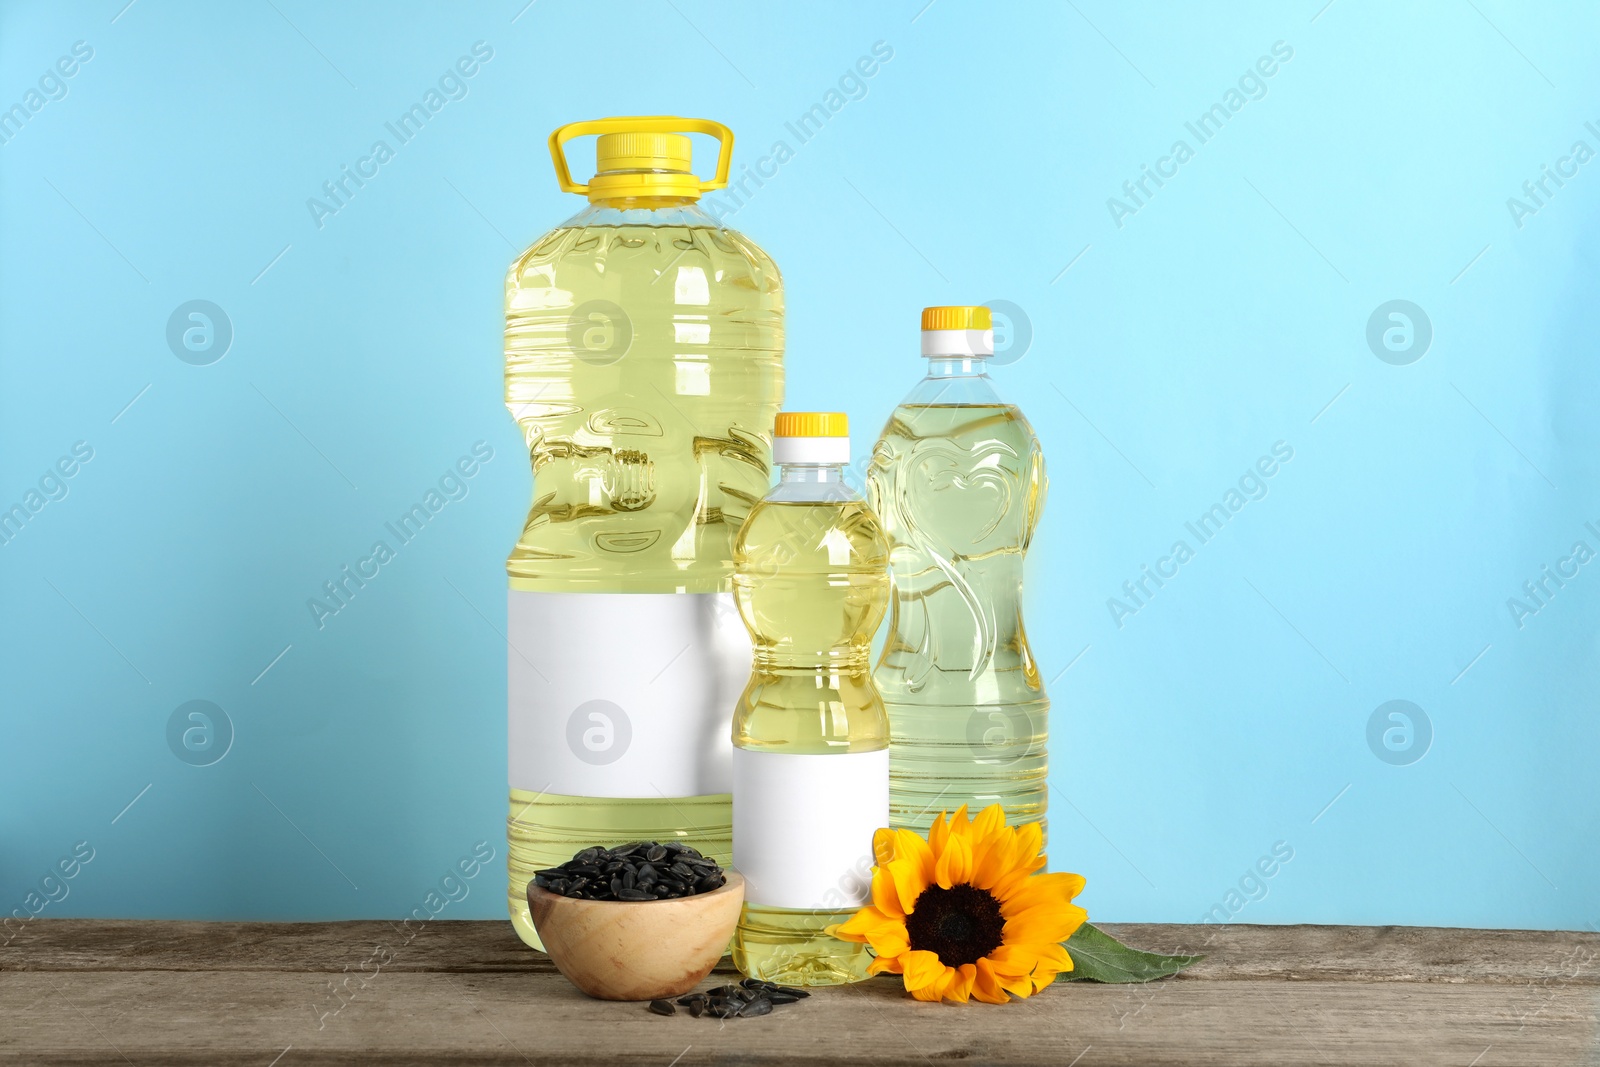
[774,412,849,437]
[596,132,692,173]
[921,305,992,332]
[549,117,734,204]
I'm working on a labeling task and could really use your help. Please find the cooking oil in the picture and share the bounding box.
[731,413,890,986]
[505,118,782,949]
[867,307,1049,849]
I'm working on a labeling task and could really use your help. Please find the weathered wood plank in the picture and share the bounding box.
[1,921,1596,1066]
[3,971,1594,1066]
[4,920,1597,984]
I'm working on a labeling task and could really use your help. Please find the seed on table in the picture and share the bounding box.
[736,997,773,1017]
[648,1000,675,1016]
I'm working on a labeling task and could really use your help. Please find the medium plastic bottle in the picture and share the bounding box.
[503,117,784,949]
[731,413,889,985]
[867,306,1049,845]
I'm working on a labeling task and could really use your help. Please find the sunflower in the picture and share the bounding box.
[828,804,1087,1004]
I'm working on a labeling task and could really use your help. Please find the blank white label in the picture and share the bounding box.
[733,748,889,910]
[507,590,750,798]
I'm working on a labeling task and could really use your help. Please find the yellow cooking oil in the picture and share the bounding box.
[505,218,782,590]
[731,413,890,986]
[868,307,1049,848]
[505,119,782,950]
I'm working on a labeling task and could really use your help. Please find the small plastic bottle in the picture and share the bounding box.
[731,413,890,986]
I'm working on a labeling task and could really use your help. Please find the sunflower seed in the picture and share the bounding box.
[533,843,728,901]
[647,1000,675,1016]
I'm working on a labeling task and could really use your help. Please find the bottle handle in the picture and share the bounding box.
[547,116,734,195]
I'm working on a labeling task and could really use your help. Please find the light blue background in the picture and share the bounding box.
[2,0,1596,932]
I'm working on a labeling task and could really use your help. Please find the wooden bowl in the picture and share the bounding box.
[528,873,745,1001]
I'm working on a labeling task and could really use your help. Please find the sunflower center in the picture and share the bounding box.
[906,883,1006,967]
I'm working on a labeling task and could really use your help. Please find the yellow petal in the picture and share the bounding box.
[831,905,886,940]
[872,827,896,867]
[986,943,1046,976]
[868,954,905,976]
[1029,941,1073,970]
[945,804,973,838]
[833,907,913,957]
[1011,821,1044,866]
[888,854,932,915]
[999,871,1086,917]
[1005,902,1088,947]
[969,823,1019,890]
[1008,940,1073,990]
[944,963,977,1003]
[971,804,1007,843]
[972,958,1011,1004]
[901,950,948,992]
[934,832,974,889]
[871,866,906,919]
[927,811,951,856]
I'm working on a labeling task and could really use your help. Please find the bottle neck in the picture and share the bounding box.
[769,461,858,502]
[780,462,846,485]
[925,355,990,378]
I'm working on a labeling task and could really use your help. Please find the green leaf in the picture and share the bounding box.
[1057,922,1203,984]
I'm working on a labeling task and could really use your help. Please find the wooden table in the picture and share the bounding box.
[3,921,1596,1065]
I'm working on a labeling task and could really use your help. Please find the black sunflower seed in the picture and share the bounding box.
[533,843,727,901]
[647,1000,675,1016]
[736,997,773,1017]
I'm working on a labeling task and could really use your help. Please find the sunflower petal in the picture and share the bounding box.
[972,958,1011,1004]
[986,943,1048,976]
[1005,902,1088,947]
[999,871,1086,917]
[901,950,949,992]
[971,804,1007,842]
[887,839,934,914]
[927,811,951,856]
[872,826,896,867]
[871,866,906,919]
[828,908,874,943]
[832,907,913,956]
[935,831,975,889]
[944,963,977,1003]
[868,954,905,976]
[969,822,1019,890]
[1011,821,1044,865]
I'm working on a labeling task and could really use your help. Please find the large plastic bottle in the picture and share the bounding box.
[867,306,1049,845]
[731,413,889,986]
[504,117,784,949]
